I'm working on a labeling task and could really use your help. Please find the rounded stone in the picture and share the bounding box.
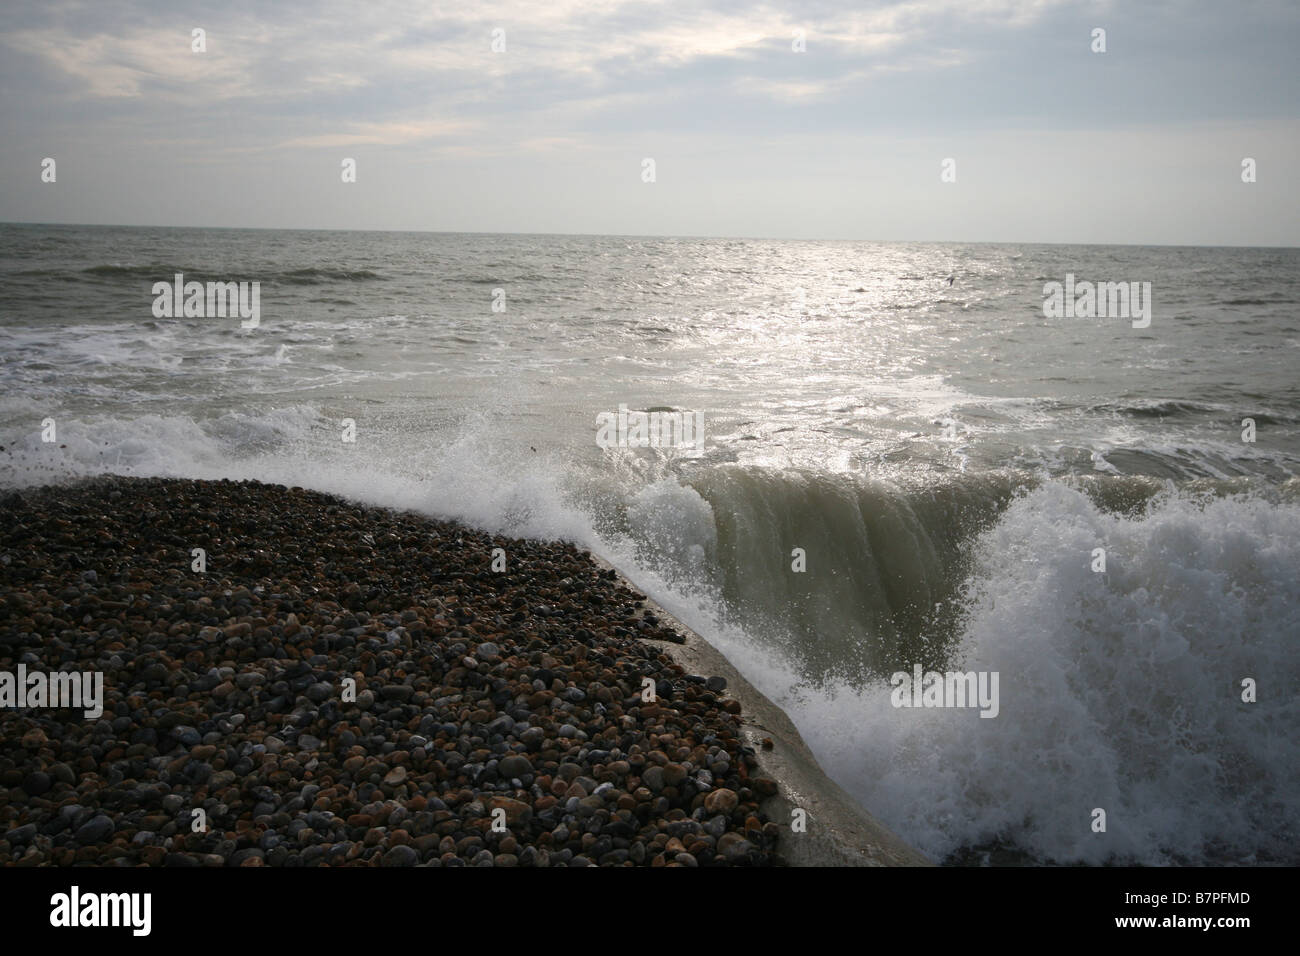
[381,845,419,867]
[74,815,115,844]
[22,772,51,796]
[703,788,739,815]
[499,754,533,778]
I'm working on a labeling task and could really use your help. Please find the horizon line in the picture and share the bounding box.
[1,219,1297,251]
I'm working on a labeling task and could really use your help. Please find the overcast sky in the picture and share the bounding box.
[1,0,1297,245]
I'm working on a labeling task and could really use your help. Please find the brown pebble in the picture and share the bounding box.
[704,788,739,815]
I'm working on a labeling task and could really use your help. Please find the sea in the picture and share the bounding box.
[2,222,1297,865]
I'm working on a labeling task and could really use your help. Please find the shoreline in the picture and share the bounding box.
[0,475,926,867]
[588,553,930,866]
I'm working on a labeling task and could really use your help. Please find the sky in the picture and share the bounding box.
[1,0,1297,245]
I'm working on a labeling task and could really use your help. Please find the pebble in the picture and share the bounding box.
[4,824,36,845]
[642,767,666,793]
[74,815,115,844]
[382,845,419,867]
[498,754,533,778]
[704,789,740,815]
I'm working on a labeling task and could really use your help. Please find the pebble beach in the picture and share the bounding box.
[0,477,785,867]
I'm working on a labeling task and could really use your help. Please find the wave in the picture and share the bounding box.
[825,482,1300,864]
[279,267,382,283]
[1086,399,1294,425]
[72,264,383,284]
[81,264,188,278]
[7,268,85,278]
[619,471,1299,864]
[673,467,1022,680]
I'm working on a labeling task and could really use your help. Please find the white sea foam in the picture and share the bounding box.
[805,483,1300,864]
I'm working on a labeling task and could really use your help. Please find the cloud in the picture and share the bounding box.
[3,0,1067,105]
[6,26,255,98]
[274,118,480,149]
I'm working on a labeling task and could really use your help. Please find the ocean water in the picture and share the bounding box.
[2,222,1297,865]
